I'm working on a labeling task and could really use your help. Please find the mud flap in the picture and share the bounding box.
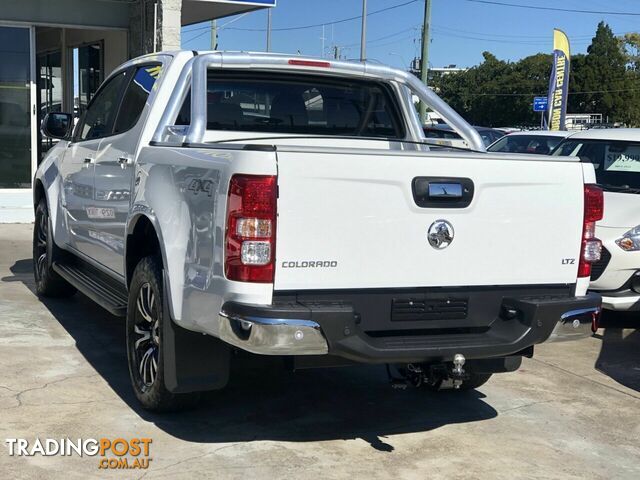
[161,272,230,393]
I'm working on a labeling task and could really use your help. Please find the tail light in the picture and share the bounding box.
[225,174,277,283]
[578,184,604,278]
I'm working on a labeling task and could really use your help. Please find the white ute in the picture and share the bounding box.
[555,129,640,311]
[34,51,601,411]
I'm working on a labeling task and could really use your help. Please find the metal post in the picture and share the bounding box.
[360,0,367,62]
[418,0,432,124]
[266,9,272,52]
[211,19,217,50]
[153,1,158,52]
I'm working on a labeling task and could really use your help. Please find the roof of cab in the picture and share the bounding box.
[566,128,640,142]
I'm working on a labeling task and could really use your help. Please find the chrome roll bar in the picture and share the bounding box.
[152,52,486,152]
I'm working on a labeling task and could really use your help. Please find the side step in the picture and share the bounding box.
[53,261,128,316]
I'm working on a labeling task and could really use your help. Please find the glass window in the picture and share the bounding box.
[424,128,461,140]
[554,139,640,191]
[0,26,31,188]
[74,43,103,117]
[488,135,564,154]
[177,71,404,138]
[38,50,62,159]
[114,64,161,134]
[76,71,128,142]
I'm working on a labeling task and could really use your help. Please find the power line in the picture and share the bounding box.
[184,12,251,44]
[233,0,419,31]
[182,0,420,35]
[432,24,619,40]
[339,25,420,48]
[183,29,210,45]
[430,28,605,46]
[459,0,640,16]
[462,88,640,97]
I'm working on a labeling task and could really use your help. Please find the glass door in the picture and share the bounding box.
[0,26,32,188]
[73,42,103,117]
[37,50,62,160]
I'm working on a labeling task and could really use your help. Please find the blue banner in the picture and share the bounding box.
[547,29,570,131]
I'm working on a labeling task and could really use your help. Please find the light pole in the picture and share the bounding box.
[419,0,432,124]
[360,0,367,62]
[266,9,272,52]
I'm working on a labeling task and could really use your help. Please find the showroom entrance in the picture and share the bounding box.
[0,23,128,222]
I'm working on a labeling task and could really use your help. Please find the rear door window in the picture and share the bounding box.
[177,70,405,138]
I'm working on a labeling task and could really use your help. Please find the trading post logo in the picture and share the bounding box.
[5,437,153,470]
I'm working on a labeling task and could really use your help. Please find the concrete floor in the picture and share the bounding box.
[0,223,638,480]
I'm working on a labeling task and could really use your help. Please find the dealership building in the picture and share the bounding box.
[0,0,275,222]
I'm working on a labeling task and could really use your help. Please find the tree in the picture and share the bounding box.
[430,22,640,127]
[433,52,551,127]
[578,22,632,123]
[621,32,640,70]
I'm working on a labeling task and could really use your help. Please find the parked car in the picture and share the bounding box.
[554,128,640,311]
[34,51,601,411]
[423,124,505,149]
[488,130,573,155]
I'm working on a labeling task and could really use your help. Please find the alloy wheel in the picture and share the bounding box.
[134,283,160,388]
[34,210,48,281]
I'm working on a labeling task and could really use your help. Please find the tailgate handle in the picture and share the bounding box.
[412,177,474,208]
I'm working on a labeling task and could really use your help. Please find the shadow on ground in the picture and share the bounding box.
[594,311,640,393]
[3,258,497,450]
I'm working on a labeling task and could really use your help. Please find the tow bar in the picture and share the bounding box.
[387,353,467,390]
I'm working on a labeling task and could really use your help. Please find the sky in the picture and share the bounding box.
[181,0,640,70]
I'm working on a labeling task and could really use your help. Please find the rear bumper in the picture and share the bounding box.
[218,289,601,363]
[600,291,640,311]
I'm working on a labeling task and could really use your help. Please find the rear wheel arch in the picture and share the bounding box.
[33,179,46,210]
[126,215,164,288]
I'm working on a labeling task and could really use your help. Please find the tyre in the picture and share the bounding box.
[126,255,200,412]
[33,199,76,298]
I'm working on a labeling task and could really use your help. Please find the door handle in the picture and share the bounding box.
[118,157,132,169]
[83,157,94,164]
[412,177,474,209]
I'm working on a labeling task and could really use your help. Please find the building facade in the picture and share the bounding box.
[0,0,275,222]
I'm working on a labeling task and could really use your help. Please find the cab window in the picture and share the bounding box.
[76,71,128,141]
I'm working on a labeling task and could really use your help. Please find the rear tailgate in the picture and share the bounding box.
[274,149,584,290]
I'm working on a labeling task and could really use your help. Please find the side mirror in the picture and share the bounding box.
[42,112,72,139]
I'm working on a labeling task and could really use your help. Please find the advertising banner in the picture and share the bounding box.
[547,29,570,131]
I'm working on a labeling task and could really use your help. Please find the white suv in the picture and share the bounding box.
[555,129,640,311]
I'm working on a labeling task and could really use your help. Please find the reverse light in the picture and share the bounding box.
[225,174,277,282]
[578,185,604,278]
[240,241,271,265]
[615,225,640,251]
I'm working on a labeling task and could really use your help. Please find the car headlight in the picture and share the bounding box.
[616,225,640,251]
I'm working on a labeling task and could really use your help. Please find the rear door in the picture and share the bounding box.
[274,150,585,290]
[92,64,162,275]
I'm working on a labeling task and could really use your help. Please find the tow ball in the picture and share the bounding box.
[387,353,468,389]
[451,354,466,389]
